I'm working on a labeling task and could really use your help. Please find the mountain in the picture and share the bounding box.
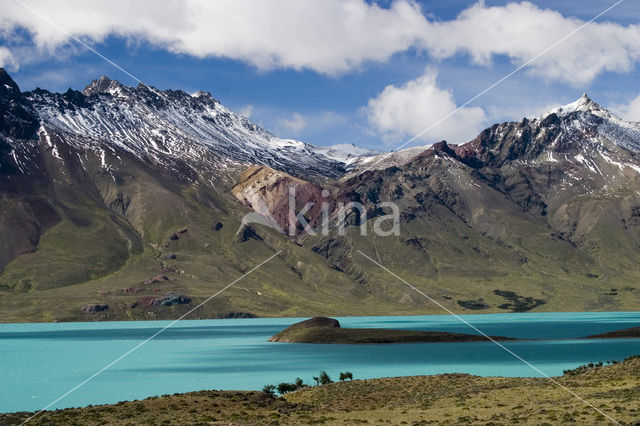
[231,95,640,314]
[0,69,379,322]
[1,69,639,322]
[25,74,380,180]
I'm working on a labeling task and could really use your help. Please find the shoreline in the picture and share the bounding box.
[2,356,638,424]
[1,309,639,325]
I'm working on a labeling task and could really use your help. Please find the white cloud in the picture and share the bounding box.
[0,46,18,71]
[1,1,639,84]
[365,67,486,144]
[418,2,640,86]
[0,0,426,76]
[238,105,253,119]
[277,112,306,134]
[613,93,640,122]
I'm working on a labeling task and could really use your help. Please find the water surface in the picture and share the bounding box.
[1,311,639,412]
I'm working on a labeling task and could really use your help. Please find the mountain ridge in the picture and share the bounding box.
[1,69,640,322]
[18,71,379,181]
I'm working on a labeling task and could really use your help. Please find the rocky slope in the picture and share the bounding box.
[233,95,640,314]
[23,74,378,180]
[1,67,640,321]
[0,68,378,321]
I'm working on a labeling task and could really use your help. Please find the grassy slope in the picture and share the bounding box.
[2,357,638,425]
[2,202,640,322]
[0,152,381,322]
[2,149,640,322]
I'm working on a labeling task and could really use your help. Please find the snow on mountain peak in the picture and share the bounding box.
[13,73,379,178]
[546,93,613,120]
[83,76,125,97]
[310,143,380,165]
[531,93,640,159]
[191,90,212,99]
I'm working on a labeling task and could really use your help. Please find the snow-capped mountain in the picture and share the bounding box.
[310,143,381,166]
[444,94,640,210]
[3,68,640,321]
[543,93,640,154]
[231,93,640,244]
[345,145,431,176]
[348,94,640,181]
[8,72,376,180]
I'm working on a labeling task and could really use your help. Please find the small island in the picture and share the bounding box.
[269,317,515,344]
[585,326,640,339]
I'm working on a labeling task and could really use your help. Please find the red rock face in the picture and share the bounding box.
[232,165,330,235]
[454,138,482,164]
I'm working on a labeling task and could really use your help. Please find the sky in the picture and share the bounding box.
[1,0,640,151]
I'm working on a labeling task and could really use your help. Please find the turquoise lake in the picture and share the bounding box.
[1,311,639,413]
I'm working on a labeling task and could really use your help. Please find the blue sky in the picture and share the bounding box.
[1,0,640,150]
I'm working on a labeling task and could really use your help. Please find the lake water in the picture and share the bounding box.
[1,311,639,413]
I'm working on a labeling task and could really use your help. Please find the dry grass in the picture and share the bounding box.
[2,357,639,425]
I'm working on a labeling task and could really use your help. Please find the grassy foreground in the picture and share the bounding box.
[2,357,639,425]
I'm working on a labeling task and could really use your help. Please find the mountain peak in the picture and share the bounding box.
[574,93,599,111]
[191,90,212,99]
[547,93,612,119]
[0,68,20,95]
[83,75,124,96]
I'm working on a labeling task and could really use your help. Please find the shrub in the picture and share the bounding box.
[294,377,305,389]
[342,371,353,381]
[319,371,333,385]
[262,385,276,396]
[277,382,298,395]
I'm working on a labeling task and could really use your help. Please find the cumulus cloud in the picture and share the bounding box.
[277,112,306,134]
[1,1,639,84]
[0,0,425,75]
[613,93,640,122]
[418,2,640,86]
[365,68,487,144]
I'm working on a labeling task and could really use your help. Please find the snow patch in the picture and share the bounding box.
[599,151,624,171]
[311,143,379,165]
[39,126,62,160]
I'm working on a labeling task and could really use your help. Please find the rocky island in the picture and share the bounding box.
[586,326,640,339]
[269,317,515,344]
